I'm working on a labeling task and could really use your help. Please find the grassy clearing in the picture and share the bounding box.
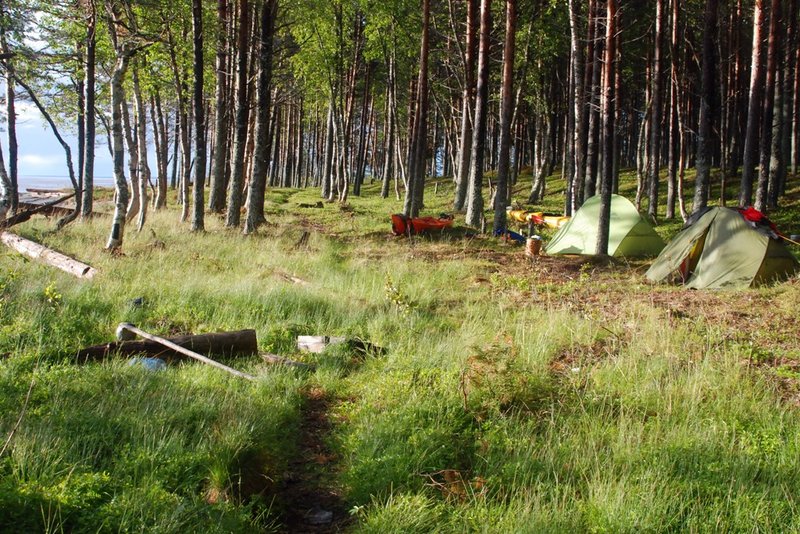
[0,171,799,532]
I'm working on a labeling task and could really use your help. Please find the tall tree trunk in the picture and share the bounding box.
[465,0,491,228]
[133,66,151,232]
[0,25,17,214]
[209,0,230,213]
[777,0,797,198]
[693,0,718,212]
[105,43,135,250]
[402,0,430,218]
[584,1,601,201]
[151,91,168,209]
[493,0,516,235]
[596,0,617,255]
[666,0,680,218]
[568,0,586,213]
[647,0,665,218]
[453,0,478,211]
[754,0,781,212]
[191,0,206,231]
[321,102,334,198]
[81,0,97,219]
[0,143,10,220]
[122,91,140,223]
[739,0,766,206]
[225,0,250,227]
[245,0,277,233]
[381,52,396,199]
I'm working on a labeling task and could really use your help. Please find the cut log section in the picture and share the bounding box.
[297,335,383,355]
[77,329,258,362]
[297,335,346,354]
[1,231,97,279]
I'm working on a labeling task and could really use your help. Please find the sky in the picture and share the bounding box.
[7,100,117,190]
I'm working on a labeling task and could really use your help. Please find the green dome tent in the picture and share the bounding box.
[545,194,665,257]
[645,207,799,289]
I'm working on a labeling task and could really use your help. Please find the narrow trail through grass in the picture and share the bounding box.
[281,385,350,533]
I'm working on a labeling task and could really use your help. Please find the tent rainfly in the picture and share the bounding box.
[545,194,665,257]
[645,207,799,289]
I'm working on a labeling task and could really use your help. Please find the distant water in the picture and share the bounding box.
[18,175,116,191]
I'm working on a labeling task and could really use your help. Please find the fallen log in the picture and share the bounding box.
[76,328,258,363]
[115,323,256,381]
[2,192,75,229]
[0,231,96,279]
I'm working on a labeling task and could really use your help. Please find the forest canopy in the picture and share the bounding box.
[0,0,796,253]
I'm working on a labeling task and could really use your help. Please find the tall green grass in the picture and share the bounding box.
[0,171,797,531]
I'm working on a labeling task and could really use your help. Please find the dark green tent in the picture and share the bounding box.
[645,207,799,289]
[545,194,665,257]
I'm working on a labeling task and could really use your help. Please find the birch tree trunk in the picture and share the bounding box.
[132,66,151,232]
[105,45,135,250]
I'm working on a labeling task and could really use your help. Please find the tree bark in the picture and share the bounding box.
[755,0,781,212]
[465,0,491,228]
[105,41,135,249]
[132,66,150,232]
[454,0,478,211]
[0,22,17,215]
[402,0,430,218]
[191,0,206,231]
[739,0,766,206]
[493,0,516,235]
[209,0,230,213]
[596,0,617,255]
[81,0,97,219]
[1,232,96,279]
[245,0,277,233]
[568,0,586,213]
[225,0,251,227]
[693,0,718,213]
[647,0,665,218]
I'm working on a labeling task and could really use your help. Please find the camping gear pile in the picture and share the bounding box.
[388,195,799,290]
[391,213,453,236]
